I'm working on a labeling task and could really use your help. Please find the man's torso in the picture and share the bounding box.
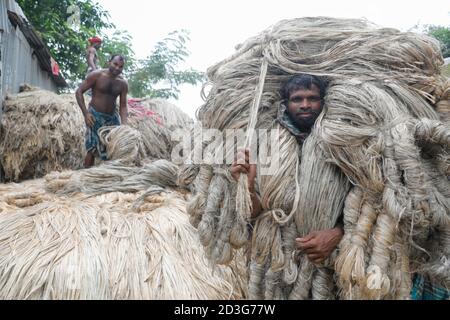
[90,71,126,114]
[86,47,98,70]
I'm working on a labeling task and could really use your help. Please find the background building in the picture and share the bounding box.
[0,0,66,121]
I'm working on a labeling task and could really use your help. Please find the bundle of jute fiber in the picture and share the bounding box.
[184,17,449,300]
[0,178,59,211]
[136,98,193,132]
[97,98,194,161]
[98,125,147,165]
[45,158,180,195]
[0,89,85,181]
[0,187,247,299]
[0,88,193,181]
[127,100,174,160]
[324,80,450,299]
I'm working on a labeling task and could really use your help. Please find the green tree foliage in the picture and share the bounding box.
[128,30,204,99]
[16,1,203,98]
[16,0,114,85]
[425,25,450,58]
[99,30,136,77]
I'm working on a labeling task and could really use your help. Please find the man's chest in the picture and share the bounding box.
[96,77,123,96]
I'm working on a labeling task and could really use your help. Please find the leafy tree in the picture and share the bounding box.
[99,30,136,78]
[128,30,204,99]
[16,1,203,98]
[16,0,114,85]
[425,25,450,58]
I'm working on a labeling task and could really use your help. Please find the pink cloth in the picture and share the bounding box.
[50,58,60,76]
[88,36,102,44]
[128,99,163,126]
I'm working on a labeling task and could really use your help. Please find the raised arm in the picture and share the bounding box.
[119,81,128,125]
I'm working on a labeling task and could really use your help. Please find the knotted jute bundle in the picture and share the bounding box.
[182,17,449,299]
[0,119,247,300]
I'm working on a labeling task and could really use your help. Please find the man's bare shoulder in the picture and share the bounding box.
[94,69,111,78]
[94,69,108,77]
[85,69,103,81]
[116,76,128,87]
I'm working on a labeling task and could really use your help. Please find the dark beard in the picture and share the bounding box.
[289,111,321,132]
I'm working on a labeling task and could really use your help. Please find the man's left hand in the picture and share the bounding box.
[295,227,344,264]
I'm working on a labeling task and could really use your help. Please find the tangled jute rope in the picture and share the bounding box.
[98,125,147,165]
[0,91,247,299]
[0,90,85,181]
[184,17,449,300]
[0,182,248,299]
[135,98,193,132]
[0,90,193,182]
[45,159,180,196]
[0,127,248,300]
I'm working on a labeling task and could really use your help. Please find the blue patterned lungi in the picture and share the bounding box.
[85,105,121,160]
[411,273,450,300]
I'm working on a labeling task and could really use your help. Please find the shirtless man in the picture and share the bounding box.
[75,54,128,168]
[86,36,102,74]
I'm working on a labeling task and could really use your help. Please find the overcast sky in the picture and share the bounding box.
[96,0,450,118]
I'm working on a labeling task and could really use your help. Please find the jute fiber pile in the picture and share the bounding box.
[183,17,450,300]
[0,161,248,299]
[137,98,193,132]
[0,89,85,181]
[128,98,193,160]
[45,159,180,195]
[98,125,147,165]
[0,93,246,299]
[0,89,193,181]
[102,98,192,161]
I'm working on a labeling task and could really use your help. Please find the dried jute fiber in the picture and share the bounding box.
[184,17,449,299]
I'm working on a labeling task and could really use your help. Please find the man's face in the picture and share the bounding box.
[286,84,323,131]
[108,57,124,77]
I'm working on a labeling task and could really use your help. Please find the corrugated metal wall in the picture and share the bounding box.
[0,0,58,119]
[1,23,58,93]
[1,0,60,181]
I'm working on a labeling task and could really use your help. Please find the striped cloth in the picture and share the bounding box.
[411,274,450,300]
[85,105,121,160]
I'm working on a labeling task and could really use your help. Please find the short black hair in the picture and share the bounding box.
[281,74,327,101]
[109,54,125,62]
